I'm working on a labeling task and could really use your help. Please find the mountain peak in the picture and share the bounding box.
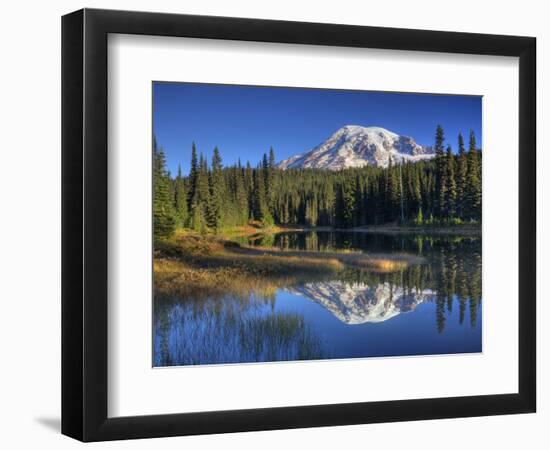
[340,125,397,135]
[278,125,435,170]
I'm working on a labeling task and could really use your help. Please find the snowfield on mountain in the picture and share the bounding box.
[278,125,435,170]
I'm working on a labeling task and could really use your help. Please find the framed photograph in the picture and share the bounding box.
[62,8,536,441]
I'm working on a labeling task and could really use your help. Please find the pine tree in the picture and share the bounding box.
[445,145,457,218]
[305,194,318,227]
[174,164,188,227]
[398,161,405,222]
[269,147,276,168]
[336,177,356,228]
[234,165,249,225]
[386,159,400,222]
[244,161,254,220]
[200,155,212,226]
[188,153,210,233]
[324,180,336,227]
[187,142,199,211]
[261,152,272,214]
[153,140,176,240]
[252,166,263,221]
[208,147,224,231]
[456,133,468,218]
[267,147,276,211]
[466,130,481,220]
[412,164,422,217]
[469,129,477,152]
[354,173,366,226]
[253,165,273,226]
[435,125,446,218]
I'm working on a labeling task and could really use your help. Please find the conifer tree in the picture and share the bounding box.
[208,147,224,231]
[305,194,318,227]
[187,142,199,213]
[323,180,336,227]
[435,125,447,217]
[456,133,468,218]
[336,177,356,228]
[466,130,481,220]
[411,164,422,217]
[267,147,276,210]
[244,161,254,220]
[386,159,400,222]
[469,129,477,152]
[445,145,457,218]
[234,165,249,224]
[354,173,366,226]
[253,165,273,226]
[174,164,188,227]
[269,147,276,168]
[153,139,176,240]
[261,152,273,213]
[200,155,212,223]
[188,153,210,233]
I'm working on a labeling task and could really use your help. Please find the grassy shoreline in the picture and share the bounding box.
[155,230,342,299]
[154,229,425,300]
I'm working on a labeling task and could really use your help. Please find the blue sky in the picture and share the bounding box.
[153,82,482,176]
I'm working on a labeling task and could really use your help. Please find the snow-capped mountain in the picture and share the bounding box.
[278,125,435,170]
[287,281,436,325]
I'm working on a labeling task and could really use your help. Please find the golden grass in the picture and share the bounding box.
[349,258,409,273]
[154,231,424,299]
[154,258,281,299]
[341,253,424,273]
[154,232,344,299]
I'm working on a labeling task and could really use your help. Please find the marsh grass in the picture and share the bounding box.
[154,297,328,366]
[155,231,345,300]
[154,259,282,300]
[154,231,425,300]
[229,245,424,274]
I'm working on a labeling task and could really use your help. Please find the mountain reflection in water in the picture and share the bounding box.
[288,281,436,324]
[154,231,482,367]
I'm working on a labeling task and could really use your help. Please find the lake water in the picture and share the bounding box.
[154,231,482,366]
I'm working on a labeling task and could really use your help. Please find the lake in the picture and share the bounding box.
[153,231,482,366]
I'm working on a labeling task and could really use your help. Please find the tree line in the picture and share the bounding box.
[153,125,482,240]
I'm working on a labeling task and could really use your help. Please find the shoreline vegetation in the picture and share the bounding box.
[154,227,427,301]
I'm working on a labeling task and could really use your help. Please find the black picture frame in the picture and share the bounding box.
[62,8,536,442]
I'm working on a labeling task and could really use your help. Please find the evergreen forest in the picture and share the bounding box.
[153,125,481,241]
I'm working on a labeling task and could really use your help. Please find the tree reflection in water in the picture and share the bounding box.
[154,232,481,366]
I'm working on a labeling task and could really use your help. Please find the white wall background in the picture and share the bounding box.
[0,1,546,448]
